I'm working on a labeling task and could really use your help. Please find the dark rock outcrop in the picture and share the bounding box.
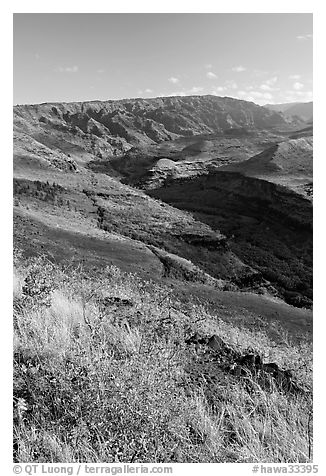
[185,333,304,395]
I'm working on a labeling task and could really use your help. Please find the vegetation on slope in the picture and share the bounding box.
[149,171,312,308]
[13,174,259,289]
[13,96,312,309]
[13,96,313,464]
[14,254,312,463]
[14,96,293,158]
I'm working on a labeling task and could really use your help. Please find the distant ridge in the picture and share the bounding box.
[264,101,313,122]
[14,95,301,158]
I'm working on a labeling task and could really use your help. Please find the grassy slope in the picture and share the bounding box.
[13,180,312,342]
[14,207,162,278]
[13,156,254,286]
[175,283,312,342]
[13,101,313,463]
[218,137,313,196]
[13,118,313,336]
[13,256,312,463]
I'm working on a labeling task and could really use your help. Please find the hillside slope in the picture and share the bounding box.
[14,123,264,294]
[13,256,312,463]
[264,102,313,122]
[13,95,312,324]
[149,160,312,308]
[218,137,313,197]
[14,95,293,151]
[15,96,294,288]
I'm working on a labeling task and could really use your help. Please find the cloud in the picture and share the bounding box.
[225,80,238,90]
[296,34,313,40]
[205,63,213,69]
[164,86,205,97]
[168,77,180,84]
[166,91,186,97]
[138,88,153,95]
[289,74,301,80]
[57,65,79,73]
[265,76,278,86]
[232,65,246,72]
[260,84,274,91]
[251,91,273,100]
[260,77,279,92]
[293,82,304,91]
[206,71,217,79]
[212,86,227,95]
[235,90,273,104]
[97,69,105,74]
[188,86,204,94]
[284,90,313,102]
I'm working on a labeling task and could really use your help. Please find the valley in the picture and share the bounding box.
[13,95,313,339]
[12,12,314,464]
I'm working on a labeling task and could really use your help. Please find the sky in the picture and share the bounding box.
[13,13,313,105]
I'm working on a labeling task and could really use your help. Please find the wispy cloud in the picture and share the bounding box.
[293,82,304,91]
[188,86,204,94]
[260,77,279,91]
[225,80,238,90]
[97,69,105,74]
[57,65,79,73]
[296,34,312,41]
[260,84,274,91]
[204,63,213,70]
[252,69,270,77]
[250,91,273,100]
[265,76,278,86]
[289,74,301,80]
[211,86,227,95]
[232,65,246,73]
[206,71,217,79]
[163,86,205,97]
[213,86,226,93]
[138,89,153,95]
[168,76,180,84]
[284,90,313,102]
[236,90,273,104]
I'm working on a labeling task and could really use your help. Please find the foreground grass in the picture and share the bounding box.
[13,255,313,463]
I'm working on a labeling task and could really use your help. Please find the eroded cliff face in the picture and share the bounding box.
[217,137,313,198]
[149,171,312,307]
[14,95,292,158]
[13,96,312,308]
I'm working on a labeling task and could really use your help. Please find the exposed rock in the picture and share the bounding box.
[185,333,304,395]
[101,296,134,307]
[14,95,295,160]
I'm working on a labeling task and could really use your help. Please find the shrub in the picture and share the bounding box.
[20,257,57,310]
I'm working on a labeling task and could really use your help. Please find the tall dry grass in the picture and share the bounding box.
[13,257,313,463]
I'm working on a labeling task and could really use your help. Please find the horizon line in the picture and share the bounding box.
[13,94,313,108]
